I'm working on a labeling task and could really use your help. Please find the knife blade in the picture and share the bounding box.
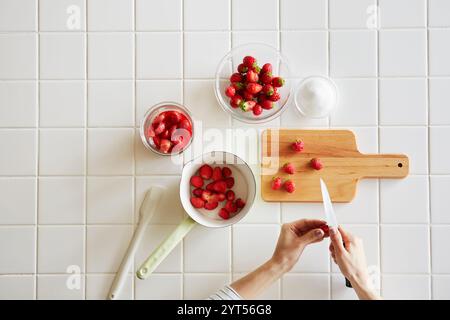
[319,178,352,288]
[319,178,338,228]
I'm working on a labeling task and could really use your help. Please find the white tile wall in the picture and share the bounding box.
[0,0,449,300]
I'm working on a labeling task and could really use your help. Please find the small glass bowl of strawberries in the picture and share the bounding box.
[140,102,194,155]
[215,43,291,124]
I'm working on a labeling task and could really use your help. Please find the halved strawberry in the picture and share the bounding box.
[219,208,230,220]
[239,100,256,112]
[146,125,155,138]
[160,129,170,139]
[222,167,232,178]
[152,136,161,148]
[212,167,222,181]
[201,190,214,203]
[212,180,227,193]
[167,111,181,124]
[192,188,203,197]
[153,113,165,125]
[190,197,205,208]
[225,177,235,188]
[199,164,213,179]
[204,201,218,210]
[226,190,235,201]
[190,176,204,188]
[159,139,171,153]
[235,198,246,209]
[225,200,237,213]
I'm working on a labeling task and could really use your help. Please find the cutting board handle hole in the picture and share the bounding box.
[398,163,403,168]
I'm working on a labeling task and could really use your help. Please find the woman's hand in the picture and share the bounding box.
[271,219,328,273]
[329,226,381,300]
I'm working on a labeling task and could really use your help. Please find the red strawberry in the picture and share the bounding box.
[232,82,244,90]
[230,73,242,83]
[239,100,256,112]
[260,100,273,110]
[167,111,181,124]
[159,139,171,153]
[271,177,282,190]
[212,167,222,181]
[291,139,304,152]
[243,56,257,68]
[268,92,280,102]
[219,208,230,220]
[222,167,232,178]
[154,122,165,135]
[310,158,323,170]
[230,95,243,108]
[225,86,236,98]
[146,125,155,138]
[284,180,296,193]
[262,84,275,96]
[168,125,177,140]
[252,104,263,116]
[206,182,215,191]
[257,94,267,103]
[153,113,165,125]
[225,177,235,188]
[160,129,170,139]
[235,198,245,209]
[179,118,192,131]
[283,163,295,174]
[212,180,227,193]
[190,175,204,188]
[272,77,285,87]
[260,72,272,84]
[199,164,213,179]
[225,200,237,213]
[319,224,330,235]
[237,63,248,74]
[201,190,214,202]
[251,65,261,73]
[215,193,226,202]
[246,70,259,83]
[204,201,218,210]
[261,63,272,74]
[152,136,161,148]
[246,83,262,95]
[193,188,203,197]
[226,190,235,201]
[243,91,254,101]
[190,197,205,208]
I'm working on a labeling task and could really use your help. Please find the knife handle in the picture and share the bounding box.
[343,242,352,288]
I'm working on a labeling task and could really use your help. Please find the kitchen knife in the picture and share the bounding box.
[319,178,352,288]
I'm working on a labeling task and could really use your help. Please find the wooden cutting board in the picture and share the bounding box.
[261,129,409,202]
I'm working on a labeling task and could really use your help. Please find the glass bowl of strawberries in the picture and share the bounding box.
[140,102,194,156]
[215,43,291,124]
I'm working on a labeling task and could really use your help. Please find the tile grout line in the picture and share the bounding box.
[277,0,283,300]
[131,0,136,301]
[426,0,433,300]
[326,0,332,299]
[181,0,186,300]
[35,0,40,300]
[376,0,382,296]
[84,0,88,300]
[229,0,234,284]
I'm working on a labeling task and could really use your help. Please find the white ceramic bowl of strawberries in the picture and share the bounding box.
[180,151,256,228]
[215,43,291,124]
[140,102,194,155]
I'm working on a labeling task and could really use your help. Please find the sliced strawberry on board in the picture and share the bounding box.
[190,176,204,188]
